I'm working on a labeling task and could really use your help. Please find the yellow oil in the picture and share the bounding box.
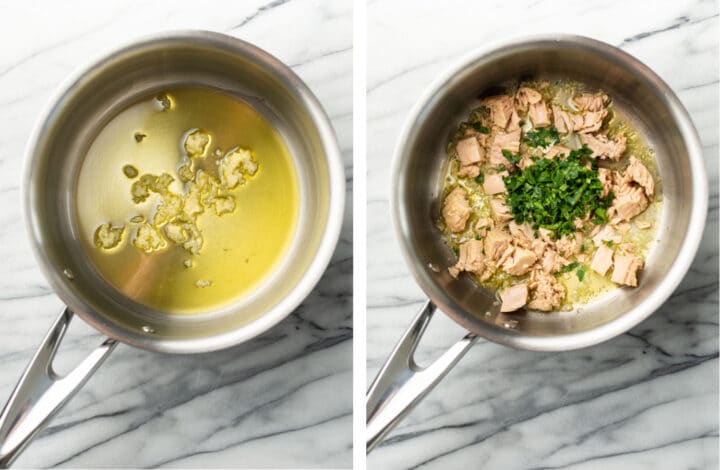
[75,87,299,314]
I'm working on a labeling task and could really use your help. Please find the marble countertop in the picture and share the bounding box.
[367,1,718,469]
[0,1,352,468]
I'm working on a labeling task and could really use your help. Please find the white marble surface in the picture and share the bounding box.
[367,1,718,469]
[0,1,352,468]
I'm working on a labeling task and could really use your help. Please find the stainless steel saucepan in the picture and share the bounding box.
[0,31,344,466]
[367,35,707,451]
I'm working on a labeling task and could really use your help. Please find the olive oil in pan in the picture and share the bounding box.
[76,87,299,314]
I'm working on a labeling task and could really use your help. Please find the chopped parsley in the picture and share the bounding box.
[576,265,587,282]
[503,146,612,236]
[501,149,522,165]
[474,174,485,184]
[602,239,615,247]
[560,261,580,273]
[524,126,559,148]
[471,123,490,134]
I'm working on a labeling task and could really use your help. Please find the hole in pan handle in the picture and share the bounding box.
[366,300,477,453]
[0,308,116,468]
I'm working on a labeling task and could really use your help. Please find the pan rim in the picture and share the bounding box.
[22,30,346,354]
[390,33,708,352]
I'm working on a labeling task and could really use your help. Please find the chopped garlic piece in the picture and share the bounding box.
[177,163,194,182]
[123,165,139,178]
[156,93,172,111]
[219,148,258,189]
[164,222,188,244]
[183,259,193,268]
[182,223,203,254]
[213,196,236,215]
[153,173,174,193]
[94,223,124,249]
[183,186,204,217]
[196,279,212,288]
[184,130,210,157]
[131,174,156,203]
[133,224,166,253]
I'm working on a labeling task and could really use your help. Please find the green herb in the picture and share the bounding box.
[503,146,612,236]
[452,246,459,256]
[474,174,485,184]
[501,149,522,165]
[560,261,580,273]
[471,123,490,134]
[602,239,615,247]
[576,265,587,282]
[524,126,559,148]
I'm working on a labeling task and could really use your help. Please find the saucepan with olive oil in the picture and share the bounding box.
[367,35,706,451]
[0,31,344,466]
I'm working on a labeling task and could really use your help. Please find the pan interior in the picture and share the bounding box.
[394,40,697,345]
[75,86,300,315]
[26,36,332,348]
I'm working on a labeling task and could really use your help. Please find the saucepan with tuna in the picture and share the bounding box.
[367,35,707,451]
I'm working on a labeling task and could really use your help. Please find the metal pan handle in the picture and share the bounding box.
[0,308,116,467]
[366,300,477,453]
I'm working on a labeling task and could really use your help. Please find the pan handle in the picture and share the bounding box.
[366,300,477,453]
[0,308,116,467]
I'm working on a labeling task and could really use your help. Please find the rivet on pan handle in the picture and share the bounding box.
[366,300,477,453]
[0,308,116,468]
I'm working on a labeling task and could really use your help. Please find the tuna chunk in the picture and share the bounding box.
[553,105,607,134]
[490,197,514,223]
[507,109,521,132]
[457,165,480,178]
[456,137,483,166]
[528,270,566,311]
[489,129,521,168]
[529,103,552,127]
[541,249,570,274]
[502,247,538,276]
[580,133,627,160]
[499,284,528,312]
[591,244,614,276]
[483,172,507,195]
[611,185,648,221]
[555,233,583,256]
[518,155,535,170]
[611,255,643,286]
[508,221,534,242]
[516,87,543,111]
[538,228,555,245]
[449,240,485,278]
[482,95,515,130]
[625,157,654,198]
[592,225,621,247]
[573,92,609,112]
[484,229,513,261]
[597,168,613,198]
[545,145,570,159]
[531,239,547,259]
[456,137,484,178]
[516,87,551,127]
[442,187,471,232]
[474,217,493,237]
